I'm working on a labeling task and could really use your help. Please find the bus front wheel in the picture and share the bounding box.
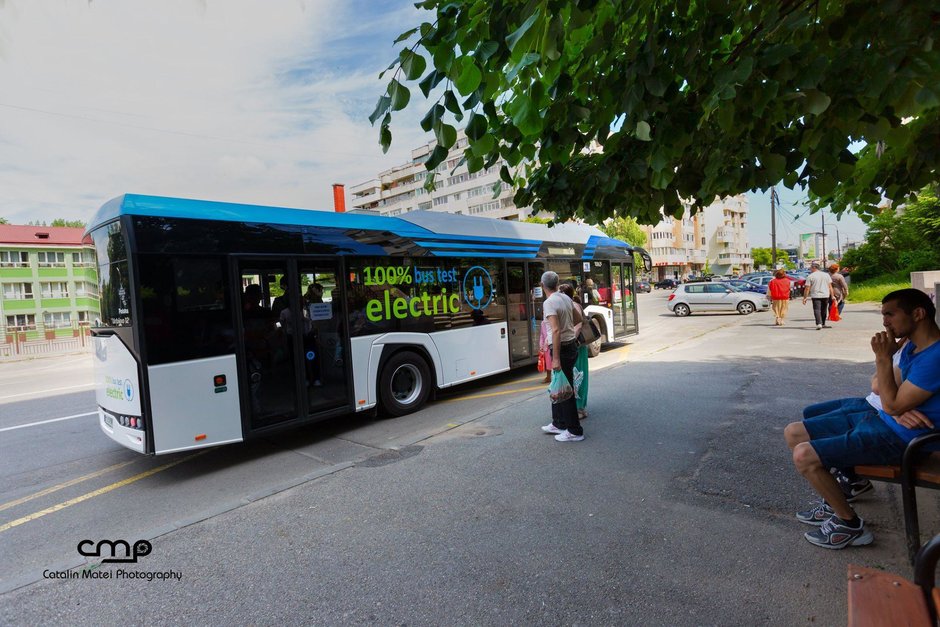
[379,351,432,417]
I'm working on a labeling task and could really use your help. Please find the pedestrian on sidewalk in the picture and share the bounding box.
[803,262,834,330]
[829,264,849,315]
[559,283,589,420]
[539,271,585,442]
[768,269,792,326]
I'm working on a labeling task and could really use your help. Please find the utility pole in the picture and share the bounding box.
[836,226,841,260]
[821,211,826,262]
[770,188,778,267]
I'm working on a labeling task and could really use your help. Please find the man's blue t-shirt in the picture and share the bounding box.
[879,339,940,442]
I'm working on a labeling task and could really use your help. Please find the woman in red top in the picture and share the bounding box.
[768,269,792,326]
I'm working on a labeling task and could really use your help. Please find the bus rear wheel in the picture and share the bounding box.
[379,351,431,417]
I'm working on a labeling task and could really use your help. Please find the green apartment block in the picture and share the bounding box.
[0,224,99,342]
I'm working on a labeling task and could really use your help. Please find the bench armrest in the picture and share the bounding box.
[902,432,940,483]
[914,534,940,593]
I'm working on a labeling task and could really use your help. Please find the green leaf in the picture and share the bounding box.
[636,121,652,141]
[433,45,455,73]
[808,172,837,196]
[541,14,563,61]
[368,95,391,126]
[470,132,495,157]
[500,165,513,185]
[644,74,667,98]
[400,50,427,81]
[505,9,541,52]
[476,41,499,61]
[915,84,940,108]
[389,79,410,112]
[762,153,786,181]
[804,90,831,116]
[509,95,542,136]
[462,89,481,110]
[443,90,463,117]
[425,145,449,171]
[379,124,392,154]
[716,104,734,132]
[455,58,483,95]
[418,70,445,97]
[393,27,418,44]
[420,104,445,132]
[434,122,457,149]
[507,52,540,82]
[466,112,487,140]
[466,154,484,173]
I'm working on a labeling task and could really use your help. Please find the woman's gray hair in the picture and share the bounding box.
[540,270,559,290]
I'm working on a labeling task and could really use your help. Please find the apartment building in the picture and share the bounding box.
[642,195,753,280]
[643,208,707,281]
[703,195,753,275]
[350,135,527,220]
[0,224,99,340]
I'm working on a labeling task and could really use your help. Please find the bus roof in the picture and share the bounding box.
[88,194,642,259]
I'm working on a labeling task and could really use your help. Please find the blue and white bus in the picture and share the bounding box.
[85,194,650,454]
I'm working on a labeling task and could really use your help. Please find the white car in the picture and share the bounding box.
[667,283,770,316]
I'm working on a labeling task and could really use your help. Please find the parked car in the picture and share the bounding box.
[685,274,721,283]
[749,273,805,299]
[636,279,652,293]
[785,273,806,297]
[740,272,772,283]
[667,283,770,316]
[722,279,767,295]
[654,278,680,290]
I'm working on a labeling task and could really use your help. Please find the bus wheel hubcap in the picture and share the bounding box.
[391,364,422,405]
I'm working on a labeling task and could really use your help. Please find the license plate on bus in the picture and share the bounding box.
[103,413,113,428]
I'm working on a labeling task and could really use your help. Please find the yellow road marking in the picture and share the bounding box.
[0,459,139,513]
[0,451,207,534]
[441,384,546,403]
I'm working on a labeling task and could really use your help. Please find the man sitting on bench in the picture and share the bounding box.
[784,288,940,549]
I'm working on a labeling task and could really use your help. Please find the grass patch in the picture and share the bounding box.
[847,272,910,303]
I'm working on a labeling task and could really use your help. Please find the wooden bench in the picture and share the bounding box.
[848,533,940,626]
[854,433,940,565]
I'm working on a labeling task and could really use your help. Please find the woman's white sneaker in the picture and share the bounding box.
[554,430,584,442]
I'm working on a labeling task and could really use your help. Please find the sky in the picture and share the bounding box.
[0,0,871,248]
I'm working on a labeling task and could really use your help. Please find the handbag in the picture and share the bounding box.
[537,350,546,372]
[578,318,601,345]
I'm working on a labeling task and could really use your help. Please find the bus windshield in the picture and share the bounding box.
[89,221,131,328]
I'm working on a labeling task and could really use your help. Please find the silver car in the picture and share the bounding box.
[667,283,770,316]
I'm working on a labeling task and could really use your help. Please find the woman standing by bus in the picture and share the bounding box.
[559,283,589,420]
[540,271,584,442]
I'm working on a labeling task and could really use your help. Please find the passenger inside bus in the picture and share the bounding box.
[270,277,290,318]
[242,283,272,414]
